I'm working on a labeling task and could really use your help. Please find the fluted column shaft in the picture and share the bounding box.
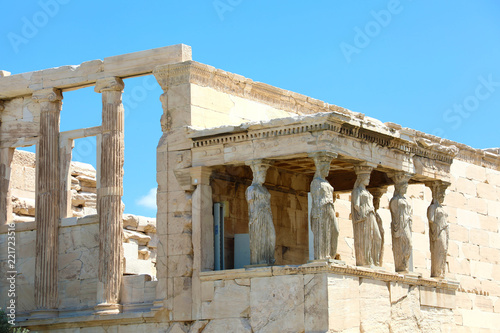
[95,77,124,311]
[33,88,63,310]
[0,147,14,226]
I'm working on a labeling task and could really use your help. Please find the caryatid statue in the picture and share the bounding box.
[309,152,339,260]
[369,187,387,266]
[427,181,450,278]
[390,172,414,273]
[351,164,383,266]
[246,160,276,265]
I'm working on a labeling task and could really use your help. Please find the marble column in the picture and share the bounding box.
[426,181,450,278]
[0,147,14,226]
[32,88,63,315]
[94,77,125,315]
[368,187,387,266]
[389,172,413,273]
[246,159,276,266]
[351,164,382,267]
[309,152,339,260]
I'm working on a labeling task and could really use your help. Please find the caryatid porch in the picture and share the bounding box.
[181,112,457,277]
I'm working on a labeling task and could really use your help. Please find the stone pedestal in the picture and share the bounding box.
[32,88,63,312]
[94,77,125,313]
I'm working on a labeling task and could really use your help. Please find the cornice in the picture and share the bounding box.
[164,61,498,170]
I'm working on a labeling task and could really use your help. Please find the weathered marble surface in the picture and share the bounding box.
[246,160,276,265]
[390,172,413,273]
[309,152,339,260]
[427,181,450,278]
[351,165,383,266]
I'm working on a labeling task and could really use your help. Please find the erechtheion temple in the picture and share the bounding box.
[1,44,499,332]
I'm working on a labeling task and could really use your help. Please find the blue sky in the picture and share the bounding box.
[2,1,499,216]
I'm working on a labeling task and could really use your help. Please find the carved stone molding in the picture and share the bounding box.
[94,77,125,93]
[32,88,63,104]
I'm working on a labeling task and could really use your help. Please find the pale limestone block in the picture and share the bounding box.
[448,257,471,275]
[444,191,467,208]
[201,281,214,302]
[71,192,96,207]
[461,243,481,261]
[449,223,469,242]
[138,246,150,259]
[474,295,494,312]
[465,165,487,182]
[70,161,96,178]
[124,229,151,246]
[327,274,360,332]
[456,177,477,196]
[144,281,157,303]
[418,306,455,332]
[172,276,192,321]
[470,228,490,247]
[11,196,35,216]
[470,260,493,280]
[168,254,193,277]
[389,285,422,333]
[486,170,500,187]
[201,280,250,319]
[480,246,500,264]
[121,275,151,304]
[420,287,456,309]
[467,197,489,215]
[495,298,500,313]
[250,275,304,333]
[123,213,139,229]
[167,232,193,256]
[304,274,328,332]
[124,257,152,276]
[148,233,159,249]
[487,199,500,218]
[168,190,193,215]
[479,215,499,233]
[201,318,252,333]
[476,182,497,201]
[456,291,473,310]
[461,309,500,330]
[456,208,480,229]
[359,278,390,332]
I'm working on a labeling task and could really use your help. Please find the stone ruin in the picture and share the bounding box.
[0,44,499,332]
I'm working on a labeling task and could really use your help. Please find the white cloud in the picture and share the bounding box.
[136,188,157,209]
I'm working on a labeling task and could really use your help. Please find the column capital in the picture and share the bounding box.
[32,88,63,103]
[190,166,212,186]
[308,151,338,161]
[389,171,414,185]
[95,77,124,93]
[353,162,377,175]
